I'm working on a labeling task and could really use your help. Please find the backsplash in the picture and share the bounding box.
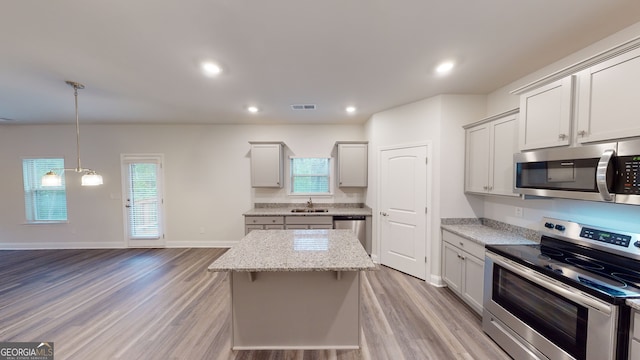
[254,202,366,209]
[441,217,540,241]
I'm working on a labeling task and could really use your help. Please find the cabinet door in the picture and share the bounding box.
[490,114,519,196]
[245,225,263,234]
[442,242,463,294]
[576,47,640,144]
[519,76,573,150]
[465,124,490,194]
[308,224,333,229]
[337,143,368,187]
[250,143,283,188]
[285,224,308,230]
[462,254,484,315]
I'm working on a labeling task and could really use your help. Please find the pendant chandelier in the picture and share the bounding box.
[42,81,103,187]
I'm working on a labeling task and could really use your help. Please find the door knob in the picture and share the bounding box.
[380,212,389,216]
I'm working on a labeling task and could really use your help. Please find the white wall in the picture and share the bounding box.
[364,94,486,284]
[481,21,640,232]
[0,123,364,249]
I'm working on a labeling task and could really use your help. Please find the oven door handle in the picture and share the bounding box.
[487,252,612,315]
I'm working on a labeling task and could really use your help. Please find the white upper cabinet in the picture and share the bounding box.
[249,142,284,188]
[576,47,640,144]
[464,110,519,197]
[518,76,574,151]
[336,142,368,187]
[465,124,490,194]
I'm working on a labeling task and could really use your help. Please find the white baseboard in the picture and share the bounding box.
[0,242,126,250]
[165,240,237,248]
[429,275,446,287]
[0,239,238,250]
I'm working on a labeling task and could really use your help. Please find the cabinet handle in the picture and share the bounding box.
[272,220,276,223]
[558,133,567,140]
[253,219,257,223]
[578,130,587,137]
[460,255,466,260]
[488,186,493,191]
[459,242,464,246]
[483,186,488,190]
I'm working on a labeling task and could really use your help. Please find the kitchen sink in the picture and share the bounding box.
[290,208,329,213]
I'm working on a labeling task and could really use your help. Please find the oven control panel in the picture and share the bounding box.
[541,217,640,259]
[580,227,631,248]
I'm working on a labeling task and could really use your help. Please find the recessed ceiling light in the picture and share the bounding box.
[435,61,454,74]
[345,106,356,114]
[247,106,259,113]
[201,61,222,77]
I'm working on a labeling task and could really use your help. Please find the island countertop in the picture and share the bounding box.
[208,229,376,272]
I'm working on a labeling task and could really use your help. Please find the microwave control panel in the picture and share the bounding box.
[617,156,640,194]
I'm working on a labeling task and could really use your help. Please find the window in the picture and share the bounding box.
[22,158,67,223]
[290,157,331,194]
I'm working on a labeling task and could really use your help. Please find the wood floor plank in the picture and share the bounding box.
[0,249,509,359]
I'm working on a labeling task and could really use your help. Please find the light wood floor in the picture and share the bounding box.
[0,248,510,360]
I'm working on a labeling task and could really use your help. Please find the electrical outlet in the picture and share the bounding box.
[515,207,523,218]
[199,227,205,234]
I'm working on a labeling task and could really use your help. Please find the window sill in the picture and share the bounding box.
[23,221,69,225]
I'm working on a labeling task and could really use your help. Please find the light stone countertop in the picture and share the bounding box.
[627,299,640,311]
[208,229,376,272]
[441,224,538,247]
[243,207,372,217]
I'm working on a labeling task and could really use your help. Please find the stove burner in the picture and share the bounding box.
[540,247,563,257]
[565,257,605,271]
[612,272,640,286]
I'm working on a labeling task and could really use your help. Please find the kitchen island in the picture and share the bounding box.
[208,229,375,350]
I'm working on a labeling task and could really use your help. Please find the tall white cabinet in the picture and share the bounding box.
[336,141,368,187]
[464,109,519,197]
[249,142,284,188]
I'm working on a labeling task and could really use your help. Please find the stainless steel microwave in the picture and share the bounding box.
[514,139,640,205]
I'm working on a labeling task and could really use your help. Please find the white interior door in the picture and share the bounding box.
[122,154,165,247]
[379,145,427,280]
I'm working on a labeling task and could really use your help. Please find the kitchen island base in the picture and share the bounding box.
[231,270,361,350]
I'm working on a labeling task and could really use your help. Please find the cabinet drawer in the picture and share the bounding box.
[285,216,333,225]
[245,216,284,225]
[442,230,485,259]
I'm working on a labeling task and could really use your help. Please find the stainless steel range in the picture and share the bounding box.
[483,217,640,360]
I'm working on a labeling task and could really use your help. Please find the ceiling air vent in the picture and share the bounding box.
[290,104,316,111]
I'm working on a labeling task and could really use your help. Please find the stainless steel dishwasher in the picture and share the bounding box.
[333,215,369,254]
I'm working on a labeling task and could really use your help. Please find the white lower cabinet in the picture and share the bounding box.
[442,230,485,315]
[244,216,285,234]
[284,216,333,229]
[630,308,640,359]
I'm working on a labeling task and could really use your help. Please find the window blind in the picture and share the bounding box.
[127,163,160,239]
[290,158,330,194]
[22,158,67,222]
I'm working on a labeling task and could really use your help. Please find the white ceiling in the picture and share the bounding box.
[2,0,640,125]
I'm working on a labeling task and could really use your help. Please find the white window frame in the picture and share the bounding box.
[121,154,165,246]
[22,157,68,224]
[288,156,334,196]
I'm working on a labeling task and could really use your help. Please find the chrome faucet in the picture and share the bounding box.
[306,197,313,208]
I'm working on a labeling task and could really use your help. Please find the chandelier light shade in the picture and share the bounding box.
[81,171,103,186]
[41,81,104,187]
[41,170,63,186]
